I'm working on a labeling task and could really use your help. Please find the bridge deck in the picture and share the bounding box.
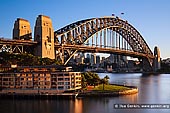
[0,38,37,45]
[55,44,154,59]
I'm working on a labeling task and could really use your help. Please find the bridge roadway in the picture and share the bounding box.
[0,38,155,60]
[0,38,37,45]
[55,44,155,59]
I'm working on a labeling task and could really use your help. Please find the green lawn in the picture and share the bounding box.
[93,84,131,92]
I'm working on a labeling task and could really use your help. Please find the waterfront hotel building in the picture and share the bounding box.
[0,66,82,94]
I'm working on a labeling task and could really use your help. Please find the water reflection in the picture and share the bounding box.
[139,74,161,103]
[74,99,83,113]
[1,73,170,113]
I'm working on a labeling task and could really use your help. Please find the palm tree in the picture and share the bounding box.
[104,75,110,84]
[101,78,106,90]
[101,75,110,90]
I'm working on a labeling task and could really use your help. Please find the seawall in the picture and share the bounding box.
[78,87,138,97]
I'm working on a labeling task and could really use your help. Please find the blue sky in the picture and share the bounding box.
[0,0,170,59]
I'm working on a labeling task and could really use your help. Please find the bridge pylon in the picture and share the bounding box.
[153,46,161,71]
[142,57,153,72]
[34,15,55,59]
[13,18,32,40]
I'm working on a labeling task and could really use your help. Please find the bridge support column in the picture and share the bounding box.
[153,46,161,71]
[13,18,32,40]
[142,58,153,72]
[34,15,55,59]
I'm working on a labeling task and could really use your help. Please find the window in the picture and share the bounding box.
[58,78,64,81]
[45,82,50,86]
[46,77,50,81]
[58,74,63,76]
[65,78,70,81]
[65,82,70,85]
[3,78,8,81]
[64,74,69,76]
[52,78,57,81]
[58,86,64,90]
[28,78,32,81]
[21,78,24,81]
[58,82,64,85]
[51,74,56,77]
[65,86,70,89]
[51,82,56,85]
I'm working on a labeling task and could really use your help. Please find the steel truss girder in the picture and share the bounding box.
[0,38,37,54]
[0,44,34,54]
[54,16,154,65]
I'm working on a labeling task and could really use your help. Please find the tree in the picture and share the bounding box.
[92,73,100,87]
[104,75,110,84]
[85,72,93,86]
[81,74,87,88]
[81,72,100,88]
[0,52,61,67]
[101,75,110,90]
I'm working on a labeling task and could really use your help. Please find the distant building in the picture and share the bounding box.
[96,55,100,64]
[84,54,90,64]
[108,54,127,67]
[75,53,84,64]
[91,53,96,65]
[101,57,105,62]
[86,53,90,59]
[107,65,113,72]
[162,58,170,65]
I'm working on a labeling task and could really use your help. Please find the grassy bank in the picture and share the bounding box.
[93,84,131,92]
[78,84,138,97]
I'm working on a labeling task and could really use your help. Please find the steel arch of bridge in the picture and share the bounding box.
[54,16,154,66]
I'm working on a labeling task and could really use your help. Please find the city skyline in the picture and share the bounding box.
[0,0,170,59]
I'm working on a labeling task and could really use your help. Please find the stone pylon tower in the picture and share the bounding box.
[34,15,55,59]
[154,46,161,71]
[13,18,32,40]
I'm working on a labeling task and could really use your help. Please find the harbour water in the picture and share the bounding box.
[1,73,170,113]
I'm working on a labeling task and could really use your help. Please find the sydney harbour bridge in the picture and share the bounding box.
[0,15,160,72]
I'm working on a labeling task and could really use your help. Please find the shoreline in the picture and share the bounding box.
[0,93,78,100]
[0,85,138,99]
[78,85,138,97]
[95,71,170,74]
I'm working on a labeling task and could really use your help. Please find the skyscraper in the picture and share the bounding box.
[91,53,96,65]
